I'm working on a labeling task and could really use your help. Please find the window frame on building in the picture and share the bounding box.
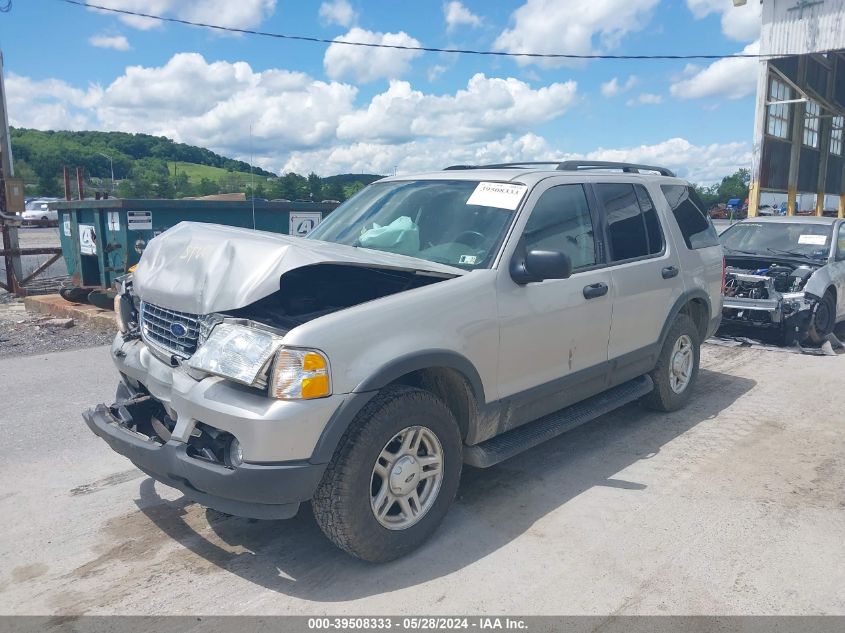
[766,76,792,139]
[831,115,844,156]
[803,100,821,149]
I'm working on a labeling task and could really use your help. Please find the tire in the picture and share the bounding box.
[805,290,836,345]
[641,313,700,412]
[312,385,462,562]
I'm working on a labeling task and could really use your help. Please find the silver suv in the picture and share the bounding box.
[84,161,724,562]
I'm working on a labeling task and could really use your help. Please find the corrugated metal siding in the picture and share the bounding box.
[835,61,845,108]
[806,57,829,95]
[826,155,844,194]
[772,56,799,82]
[798,147,821,191]
[761,138,792,189]
[762,0,845,56]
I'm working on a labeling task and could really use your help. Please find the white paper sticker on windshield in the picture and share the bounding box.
[798,234,827,245]
[466,182,528,210]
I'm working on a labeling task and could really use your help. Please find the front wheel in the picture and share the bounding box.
[642,313,700,412]
[312,385,462,562]
[805,290,836,345]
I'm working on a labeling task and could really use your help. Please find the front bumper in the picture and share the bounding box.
[82,335,351,519]
[110,336,343,462]
[721,294,814,338]
[83,395,323,519]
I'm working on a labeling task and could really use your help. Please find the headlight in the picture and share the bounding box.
[187,323,283,386]
[270,348,331,400]
[113,276,135,333]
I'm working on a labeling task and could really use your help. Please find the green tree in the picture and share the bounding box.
[219,170,243,193]
[197,177,220,196]
[716,168,750,202]
[342,181,365,199]
[308,172,322,200]
[694,183,719,208]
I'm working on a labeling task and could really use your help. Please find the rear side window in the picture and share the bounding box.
[596,183,663,261]
[661,185,720,249]
[634,185,664,255]
[522,184,596,269]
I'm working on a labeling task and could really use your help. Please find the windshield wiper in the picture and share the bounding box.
[766,247,818,258]
[724,247,759,255]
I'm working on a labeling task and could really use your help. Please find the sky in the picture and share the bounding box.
[0,0,764,183]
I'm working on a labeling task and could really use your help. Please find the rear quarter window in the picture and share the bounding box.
[661,184,720,250]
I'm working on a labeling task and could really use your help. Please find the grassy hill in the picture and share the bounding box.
[167,161,260,185]
[9,128,381,201]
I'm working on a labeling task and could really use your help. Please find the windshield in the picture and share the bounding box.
[720,222,832,260]
[25,201,49,211]
[306,180,524,270]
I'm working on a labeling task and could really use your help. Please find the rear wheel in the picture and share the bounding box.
[805,290,836,345]
[312,385,462,562]
[642,313,700,412]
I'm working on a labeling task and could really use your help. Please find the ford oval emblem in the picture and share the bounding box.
[170,323,188,338]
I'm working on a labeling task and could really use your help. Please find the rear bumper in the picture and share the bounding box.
[82,394,326,519]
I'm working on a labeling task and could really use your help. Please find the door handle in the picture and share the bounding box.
[583,282,609,299]
[662,266,679,279]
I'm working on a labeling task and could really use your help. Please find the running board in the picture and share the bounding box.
[463,375,653,468]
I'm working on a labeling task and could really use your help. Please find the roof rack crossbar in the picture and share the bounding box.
[556,160,675,177]
[444,160,675,177]
[444,161,560,170]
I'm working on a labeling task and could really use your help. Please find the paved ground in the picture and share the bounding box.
[1,343,844,615]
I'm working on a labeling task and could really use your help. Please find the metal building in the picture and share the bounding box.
[747,0,845,217]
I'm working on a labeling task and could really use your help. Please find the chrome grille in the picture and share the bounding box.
[140,301,201,358]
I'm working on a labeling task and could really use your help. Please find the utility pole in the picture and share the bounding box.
[98,152,114,195]
[0,48,24,293]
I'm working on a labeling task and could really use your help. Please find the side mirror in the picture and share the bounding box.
[510,249,573,284]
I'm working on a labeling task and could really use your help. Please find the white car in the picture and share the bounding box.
[21,199,59,227]
[721,216,845,344]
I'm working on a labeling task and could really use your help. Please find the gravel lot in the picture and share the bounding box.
[1,342,843,616]
[0,298,114,359]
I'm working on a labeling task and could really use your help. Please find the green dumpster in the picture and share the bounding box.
[50,198,339,300]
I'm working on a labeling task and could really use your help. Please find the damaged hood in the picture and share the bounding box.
[133,222,465,314]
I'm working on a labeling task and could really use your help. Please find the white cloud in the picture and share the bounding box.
[627,92,662,106]
[6,54,576,175]
[670,40,759,100]
[282,133,554,176]
[178,0,276,30]
[92,54,357,155]
[283,136,749,184]
[5,56,746,184]
[319,0,357,27]
[88,34,131,51]
[444,1,482,31]
[5,74,101,130]
[686,0,761,41]
[336,74,578,144]
[89,0,276,31]
[427,64,449,82]
[579,137,751,184]
[493,0,659,67]
[324,28,422,83]
[601,75,637,98]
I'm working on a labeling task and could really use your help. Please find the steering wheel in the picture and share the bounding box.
[453,230,486,248]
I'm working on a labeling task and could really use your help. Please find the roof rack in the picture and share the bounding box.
[443,160,675,177]
[556,160,675,177]
[444,161,560,170]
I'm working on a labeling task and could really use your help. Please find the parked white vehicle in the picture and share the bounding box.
[21,199,60,227]
[721,216,845,344]
[85,160,724,561]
